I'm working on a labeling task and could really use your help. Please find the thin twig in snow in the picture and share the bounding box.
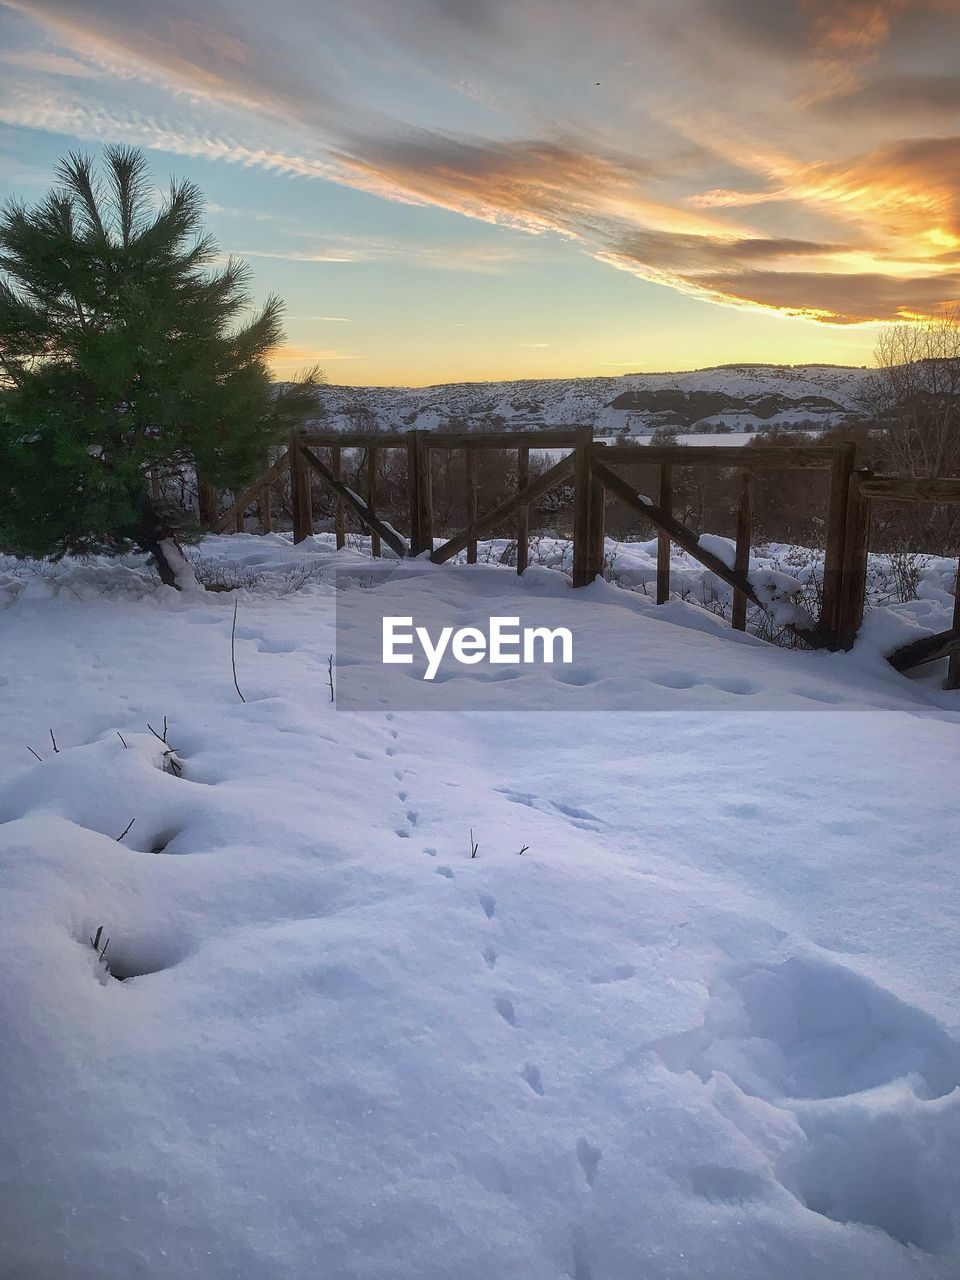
[328,654,335,703]
[116,731,128,748]
[115,818,136,842]
[27,746,43,763]
[231,599,246,703]
[49,729,59,753]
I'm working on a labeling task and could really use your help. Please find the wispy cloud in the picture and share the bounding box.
[232,235,532,274]
[269,343,357,368]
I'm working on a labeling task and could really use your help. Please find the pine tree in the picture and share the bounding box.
[0,145,315,587]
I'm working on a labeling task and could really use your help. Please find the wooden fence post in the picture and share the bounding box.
[948,559,960,691]
[406,430,433,556]
[732,468,753,631]
[572,426,594,587]
[656,463,672,605]
[465,448,478,564]
[418,434,434,555]
[821,441,857,648]
[589,472,605,582]
[289,433,312,544]
[332,445,346,549]
[838,469,872,650]
[367,447,381,557]
[406,430,421,555]
[516,446,529,574]
[259,485,272,534]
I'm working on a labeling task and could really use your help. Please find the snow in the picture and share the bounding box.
[697,533,737,569]
[305,364,870,439]
[1,532,958,1280]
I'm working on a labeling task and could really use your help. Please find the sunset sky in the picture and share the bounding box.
[1,0,959,385]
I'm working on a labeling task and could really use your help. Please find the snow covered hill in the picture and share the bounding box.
[305,364,873,438]
[1,535,958,1280]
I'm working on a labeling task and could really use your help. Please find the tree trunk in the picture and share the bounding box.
[134,493,201,592]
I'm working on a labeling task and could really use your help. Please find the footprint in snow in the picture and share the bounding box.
[576,1138,602,1187]
[494,996,516,1026]
[521,1064,544,1096]
[479,893,496,919]
[589,963,636,985]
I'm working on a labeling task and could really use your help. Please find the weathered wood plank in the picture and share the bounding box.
[820,442,856,648]
[259,483,272,534]
[949,561,960,691]
[516,446,529,575]
[406,431,422,555]
[858,476,960,503]
[300,446,407,558]
[367,446,380,558]
[888,626,960,672]
[214,450,290,534]
[431,453,576,565]
[332,445,346,549]
[572,426,594,587]
[289,437,313,543]
[589,476,605,582]
[732,468,753,632]
[656,464,672,605]
[416,432,434,555]
[837,470,872,650]
[596,444,836,469]
[465,447,478,565]
[301,432,408,449]
[593,458,767,610]
[426,430,579,450]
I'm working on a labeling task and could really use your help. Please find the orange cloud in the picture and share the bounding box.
[5,0,960,327]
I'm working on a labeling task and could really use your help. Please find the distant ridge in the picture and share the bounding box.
[295,364,872,438]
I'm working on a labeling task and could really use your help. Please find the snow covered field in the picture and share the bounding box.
[1,533,959,1280]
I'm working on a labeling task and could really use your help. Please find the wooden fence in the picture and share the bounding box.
[211,428,959,685]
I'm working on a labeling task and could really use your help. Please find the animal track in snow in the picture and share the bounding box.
[576,1138,602,1187]
[255,637,296,654]
[683,1164,767,1204]
[791,687,845,705]
[521,1064,544,1096]
[650,672,759,696]
[589,963,636,985]
[435,866,454,879]
[422,846,437,858]
[551,666,599,687]
[479,893,496,919]
[481,945,497,969]
[497,788,603,830]
[494,996,516,1026]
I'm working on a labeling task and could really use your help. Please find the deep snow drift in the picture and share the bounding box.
[1,533,958,1280]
